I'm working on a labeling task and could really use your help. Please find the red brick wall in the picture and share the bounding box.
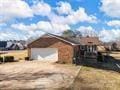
[28,37,75,63]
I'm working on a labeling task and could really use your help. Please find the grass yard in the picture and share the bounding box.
[72,66,120,90]
[0,50,28,61]
[71,51,120,90]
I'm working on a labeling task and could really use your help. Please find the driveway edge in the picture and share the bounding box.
[67,65,82,89]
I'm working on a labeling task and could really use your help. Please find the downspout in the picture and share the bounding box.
[73,45,77,65]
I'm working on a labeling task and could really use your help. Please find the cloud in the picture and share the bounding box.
[0,0,33,19]
[11,21,70,34]
[0,0,52,23]
[11,23,37,31]
[0,23,6,27]
[99,29,120,42]
[32,1,51,16]
[0,30,28,40]
[0,30,44,41]
[10,21,70,40]
[107,20,120,27]
[66,8,97,24]
[49,1,97,25]
[0,27,46,40]
[0,0,97,25]
[0,0,98,40]
[49,7,97,25]
[56,1,73,15]
[77,26,120,42]
[100,0,120,18]
[0,16,11,23]
[37,21,70,33]
[77,26,97,36]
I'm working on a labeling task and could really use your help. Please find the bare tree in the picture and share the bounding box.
[62,30,76,37]
[62,30,82,38]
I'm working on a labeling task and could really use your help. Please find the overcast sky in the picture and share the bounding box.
[0,0,120,42]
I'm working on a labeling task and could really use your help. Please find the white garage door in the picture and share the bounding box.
[31,48,58,60]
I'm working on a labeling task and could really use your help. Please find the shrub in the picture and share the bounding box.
[62,61,66,64]
[0,57,3,62]
[4,56,14,62]
[59,61,66,64]
[55,61,59,63]
[103,56,108,63]
[25,57,29,61]
[97,52,103,62]
[18,58,22,60]
[97,56,103,62]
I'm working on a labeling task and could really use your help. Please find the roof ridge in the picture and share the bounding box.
[28,33,80,46]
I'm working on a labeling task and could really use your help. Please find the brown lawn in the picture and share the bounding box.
[72,66,120,90]
[0,50,28,60]
[71,51,120,90]
[109,51,120,59]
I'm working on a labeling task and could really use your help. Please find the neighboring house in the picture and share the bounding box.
[0,40,26,50]
[104,41,120,51]
[7,42,25,50]
[6,41,13,49]
[116,41,120,50]
[111,42,118,51]
[79,36,103,59]
[112,41,120,50]
[79,36,103,52]
[0,41,7,50]
[104,42,112,51]
[27,33,80,64]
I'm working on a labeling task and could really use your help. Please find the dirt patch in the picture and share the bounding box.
[0,61,80,89]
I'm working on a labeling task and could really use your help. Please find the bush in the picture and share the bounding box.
[62,61,66,64]
[25,57,29,61]
[0,57,3,62]
[4,56,14,62]
[97,56,103,62]
[97,52,103,62]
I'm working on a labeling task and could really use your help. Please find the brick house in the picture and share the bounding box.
[27,33,80,63]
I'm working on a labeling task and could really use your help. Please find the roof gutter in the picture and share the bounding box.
[48,33,80,46]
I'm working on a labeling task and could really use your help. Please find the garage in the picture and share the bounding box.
[28,33,80,63]
[31,48,58,60]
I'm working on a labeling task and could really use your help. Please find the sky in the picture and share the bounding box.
[0,0,120,42]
